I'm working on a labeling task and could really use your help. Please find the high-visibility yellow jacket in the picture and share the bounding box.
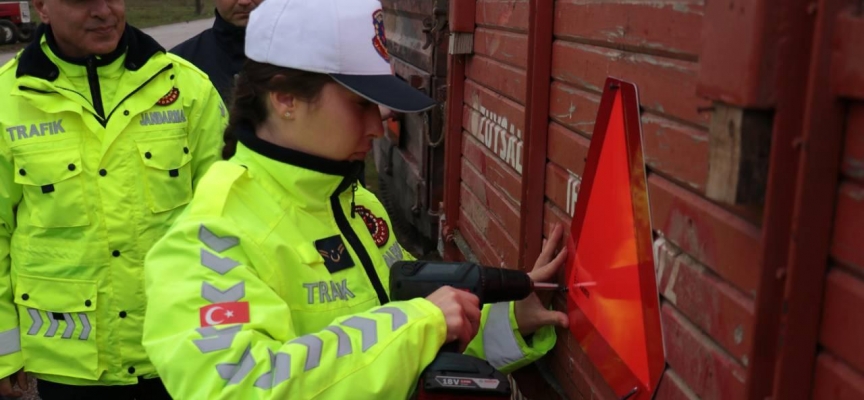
[0,24,227,385]
[141,124,557,399]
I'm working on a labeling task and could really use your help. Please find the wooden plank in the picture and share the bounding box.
[648,174,762,295]
[475,0,529,32]
[553,0,703,59]
[459,206,501,267]
[819,268,864,374]
[547,121,590,181]
[466,55,527,104]
[831,182,864,276]
[461,131,522,205]
[547,350,590,400]
[549,81,710,192]
[383,11,434,72]
[654,369,701,400]
[461,158,521,239]
[551,41,710,126]
[842,103,864,183]
[543,200,572,238]
[545,162,582,219]
[473,27,529,70]
[547,301,619,400]
[463,105,525,175]
[661,303,747,400]
[641,112,710,192]
[705,104,772,205]
[549,80,601,135]
[549,340,591,400]
[812,353,864,400]
[460,184,520,268]
[830,12,864,100]
[464,80,526,138]
[656,246,755,365]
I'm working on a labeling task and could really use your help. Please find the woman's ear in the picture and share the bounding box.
[269,92,297,120]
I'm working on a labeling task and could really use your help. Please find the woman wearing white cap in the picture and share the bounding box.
[141,0,569,398]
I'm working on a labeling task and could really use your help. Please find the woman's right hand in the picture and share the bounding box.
[426,286,482,352]
[0,368,28,398]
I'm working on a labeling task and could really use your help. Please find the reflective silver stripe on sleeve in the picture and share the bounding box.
[199,225,240,252]
[217,345,256,384]
[27,309,43,335]
[324,326,352,358]
[372,307,408,331]
[78,313,91,340]
[289,335,323,371]
[0,327,20,356]
[194,325,242,353]
[61,313,76,339]
[483,302,526,369]
[201,249,241,275]
[44,313,60,338]
[202,281,245,303]
[254,349,292,389]
[341,316,378,352]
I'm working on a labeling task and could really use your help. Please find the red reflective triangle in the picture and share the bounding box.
[565,78,665,400]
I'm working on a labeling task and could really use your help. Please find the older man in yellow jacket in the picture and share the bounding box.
[0,0,226,398]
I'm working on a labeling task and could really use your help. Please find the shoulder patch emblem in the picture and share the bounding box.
[355,206,390,248]
[372,10,390,62]
[157,88,180,106]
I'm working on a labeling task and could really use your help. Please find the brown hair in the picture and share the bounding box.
[222,60,333,159]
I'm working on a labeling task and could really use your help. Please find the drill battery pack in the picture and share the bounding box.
[415,353,511,399]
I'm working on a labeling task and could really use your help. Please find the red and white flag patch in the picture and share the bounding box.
[200,302,250,327]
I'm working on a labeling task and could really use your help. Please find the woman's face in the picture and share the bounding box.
[266,83,384,162]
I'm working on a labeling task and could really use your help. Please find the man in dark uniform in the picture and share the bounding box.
[172,0,263,104]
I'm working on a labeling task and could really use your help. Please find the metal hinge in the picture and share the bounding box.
[449,33,474,55]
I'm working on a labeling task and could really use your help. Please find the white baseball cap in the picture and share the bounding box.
[245,0,437,113]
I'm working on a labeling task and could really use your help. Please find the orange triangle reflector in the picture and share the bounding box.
[565,78,665,400]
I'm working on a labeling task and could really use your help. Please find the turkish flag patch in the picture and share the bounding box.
[199,302,250,327]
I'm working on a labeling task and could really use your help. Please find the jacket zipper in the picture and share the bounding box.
[105,64,173,121]
[20,64,174,126]
[331,178,389,305]
[86,57,106,123]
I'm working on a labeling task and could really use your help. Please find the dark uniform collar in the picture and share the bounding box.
[16,23,165,81]
[234,121,364,192]
[212,9,246,57]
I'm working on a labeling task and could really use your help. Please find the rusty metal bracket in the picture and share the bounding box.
[422,4,448,50]
[383,140,396,176]
[411,181,423,216]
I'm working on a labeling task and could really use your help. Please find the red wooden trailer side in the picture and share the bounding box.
[377,0,864,398]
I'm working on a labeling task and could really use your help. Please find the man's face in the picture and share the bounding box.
[216,0,263,27]
[34,0,125,58]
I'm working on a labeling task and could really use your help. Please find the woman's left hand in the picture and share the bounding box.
[514,223,570,337]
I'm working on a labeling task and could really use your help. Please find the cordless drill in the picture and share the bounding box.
[389,261,560,399]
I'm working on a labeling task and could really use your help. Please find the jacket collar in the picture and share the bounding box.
[16,23,165,81]
[234,122,364,205]
[212,9,246,57]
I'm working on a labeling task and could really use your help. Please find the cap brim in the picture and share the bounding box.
[329,74,438,113]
